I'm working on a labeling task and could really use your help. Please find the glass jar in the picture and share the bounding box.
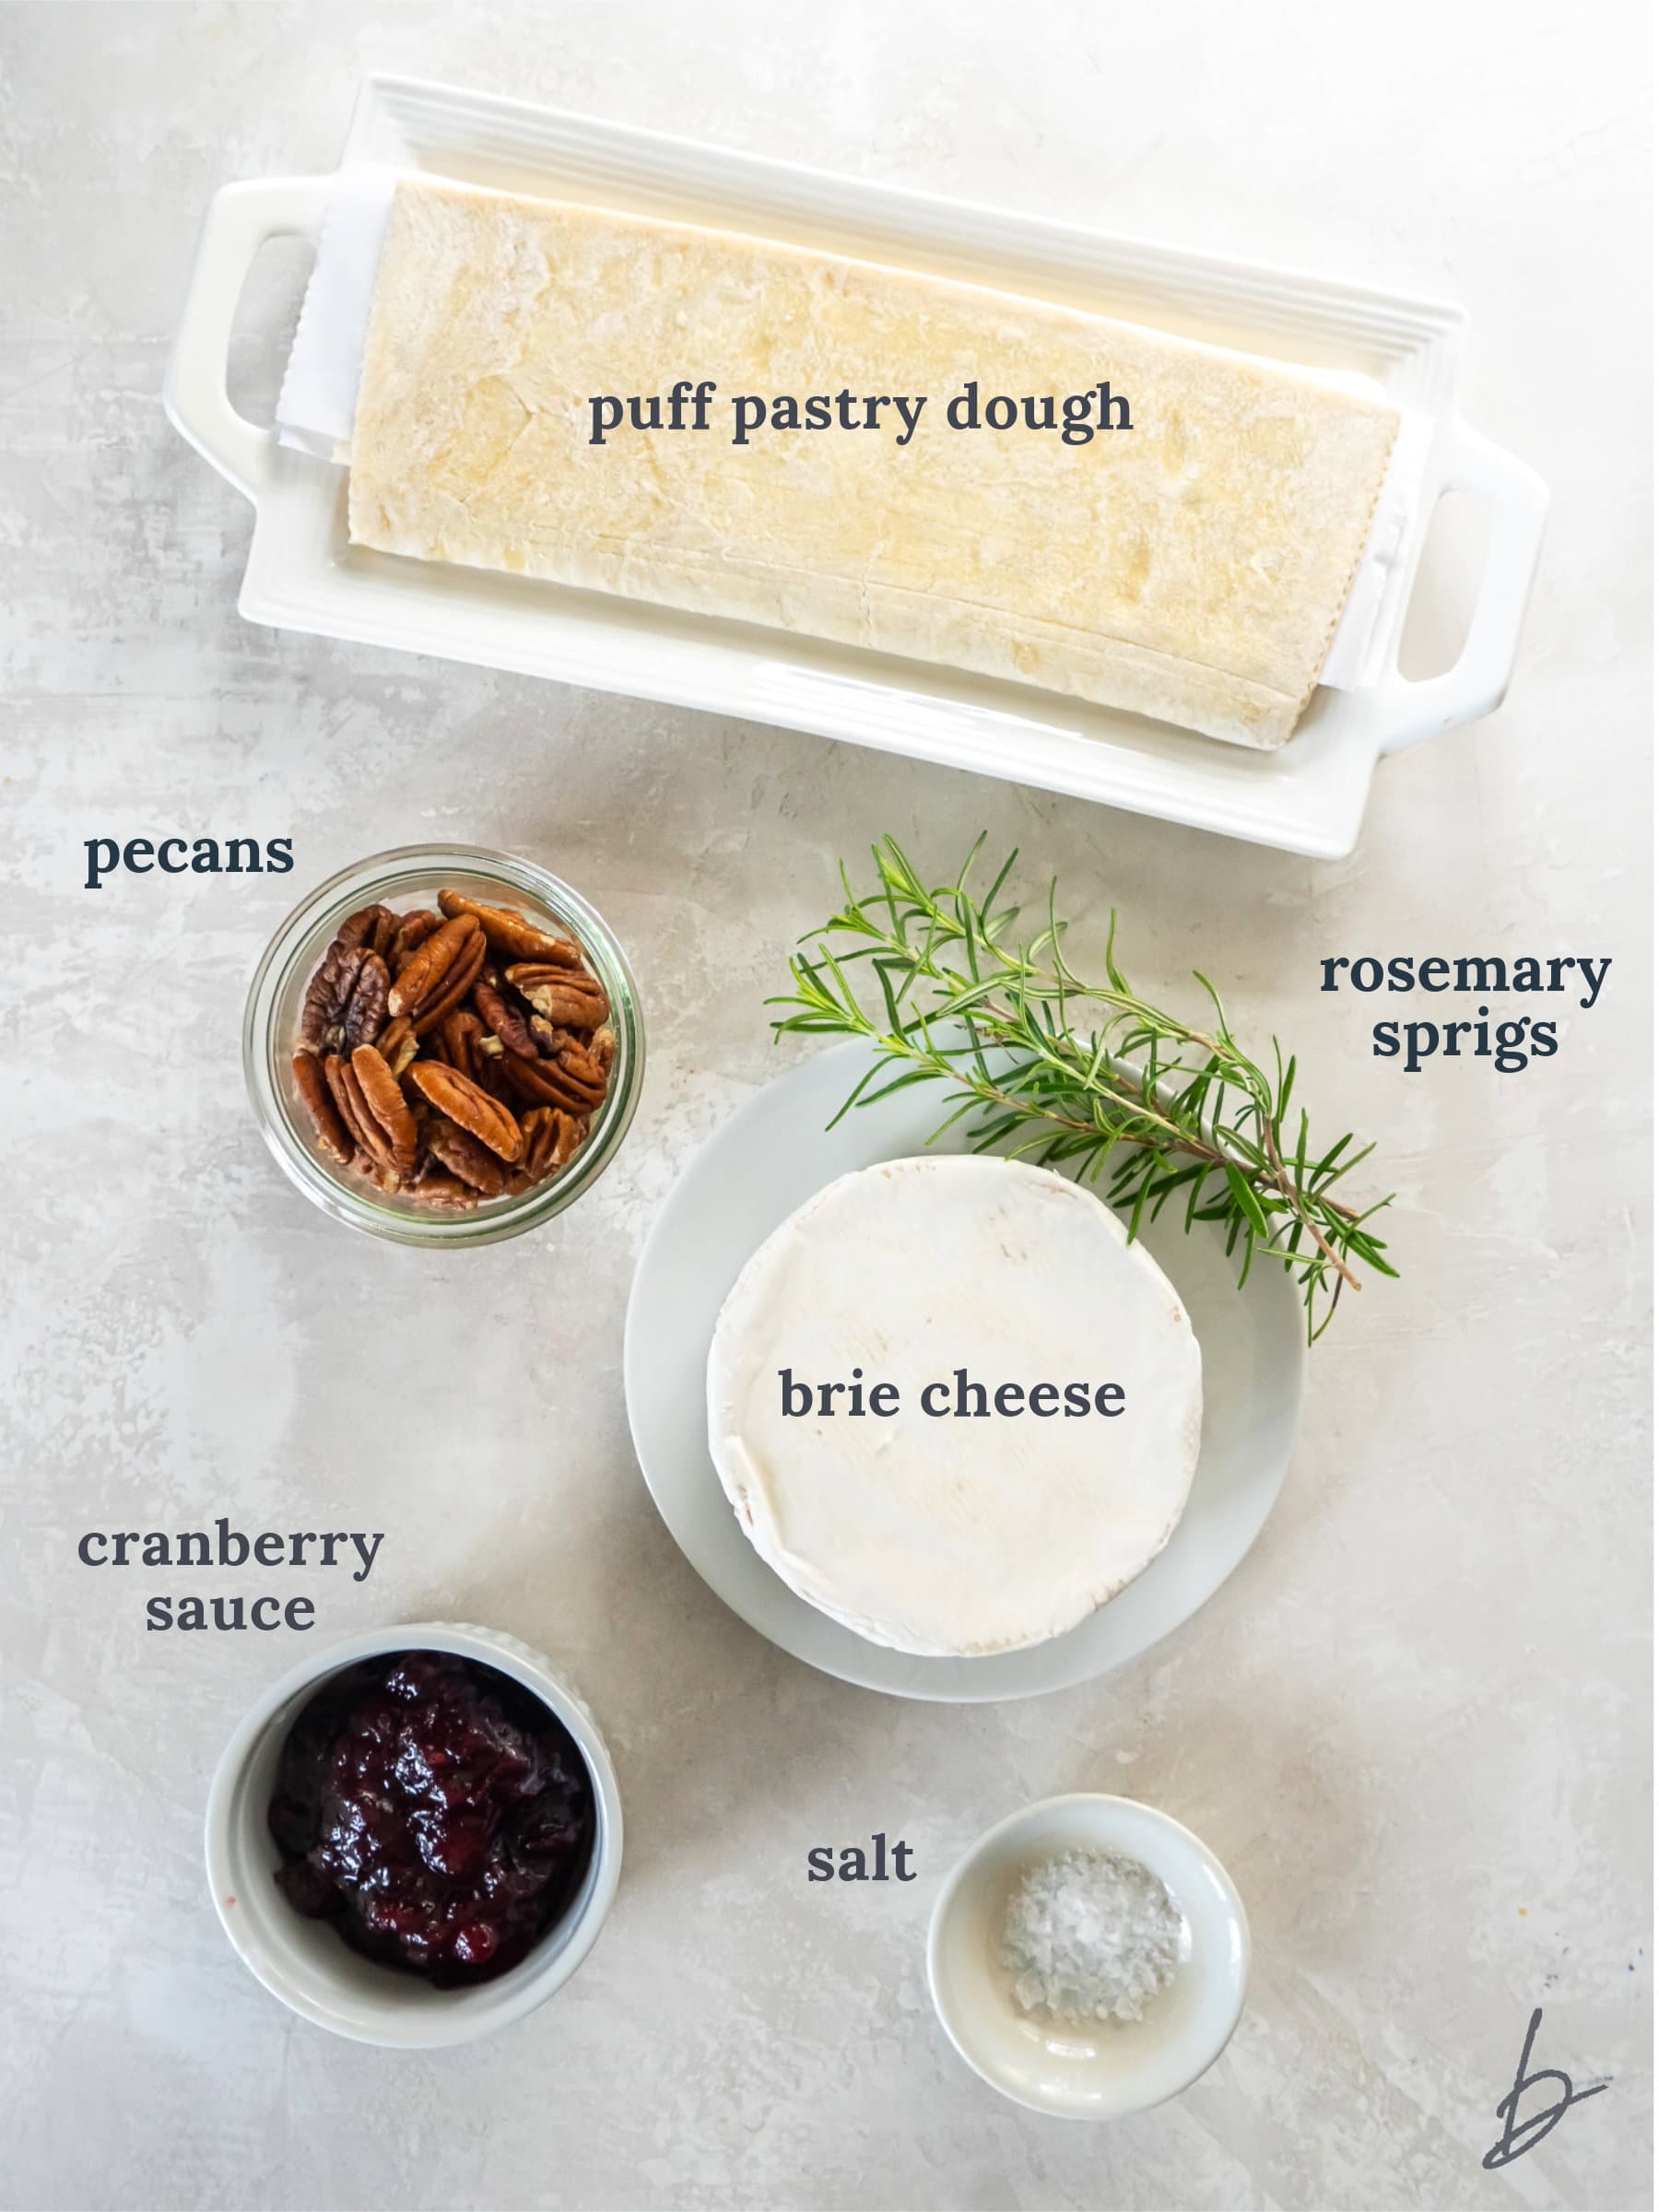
[245,844,643,1246]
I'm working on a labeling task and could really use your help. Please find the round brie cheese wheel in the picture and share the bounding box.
[706,1154,1204,1656]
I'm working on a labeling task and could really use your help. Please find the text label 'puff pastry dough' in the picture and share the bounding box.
[348,180,1400,749]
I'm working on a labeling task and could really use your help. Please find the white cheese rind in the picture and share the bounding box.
[706,1155,1203,1656]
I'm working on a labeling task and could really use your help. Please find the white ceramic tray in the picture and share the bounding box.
[166,75,1547,858]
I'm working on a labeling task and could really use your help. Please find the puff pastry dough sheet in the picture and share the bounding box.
[348,180,1399,748]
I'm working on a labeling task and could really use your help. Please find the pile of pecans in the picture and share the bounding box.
[290,889,615,1210]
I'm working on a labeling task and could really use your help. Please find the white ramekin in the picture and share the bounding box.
[927,1793,1249,2119]
[205,1622,624,2047]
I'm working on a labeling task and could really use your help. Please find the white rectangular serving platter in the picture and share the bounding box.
[166,75,1547,858]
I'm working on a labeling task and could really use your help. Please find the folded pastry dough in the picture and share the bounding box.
[348,179,1399,747]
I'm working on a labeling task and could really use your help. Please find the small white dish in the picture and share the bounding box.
[927,1794,1249,2118]
[623,1041,1304,1702]
[205,1622,623,2047]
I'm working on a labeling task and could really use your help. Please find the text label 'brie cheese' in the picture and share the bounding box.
[779,1368,1126,1418]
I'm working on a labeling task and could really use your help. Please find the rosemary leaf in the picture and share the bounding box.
[767,839,1396,1345]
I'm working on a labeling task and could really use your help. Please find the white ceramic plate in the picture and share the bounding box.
[623,1041,1305,1701]
[164,76,1547,859]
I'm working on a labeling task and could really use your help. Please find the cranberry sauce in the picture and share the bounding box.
[268,1650,595,1986]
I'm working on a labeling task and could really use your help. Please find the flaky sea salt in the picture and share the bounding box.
[1001,1846,1183,2023]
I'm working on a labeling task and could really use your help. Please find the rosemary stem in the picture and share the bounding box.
[772,840,1394,1342]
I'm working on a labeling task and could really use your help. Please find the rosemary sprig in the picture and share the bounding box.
[768,836,1396,1344]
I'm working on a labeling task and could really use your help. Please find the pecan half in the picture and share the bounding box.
[323,1053,391,1172]
[351,1045,418,1175]
[410,1170,480,1209]
[390,909,443,974]
[528,1015,566,1056]
[518,1106,559,1181]
[557,1037,607,1096]
[410,929,488,1037]
[341,950,390,1052]
[502,1050,604,1114]
[430,1007,483,1074]
[505,963,609,1030]
[475,978,542,1063]
[292,1052,352,1165]
[352,1148,403,1193]
[300,941,368,1053]
[375,1015,418,1079]
[516,1107,587,1181]
[338,903,398,958]
[408,1062,524,1163]
[387,915,482,1022]
[424,1112,510,1196]
[473,1034,514,1101]
[430,1007,512,1100]
[438,890,582,966]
